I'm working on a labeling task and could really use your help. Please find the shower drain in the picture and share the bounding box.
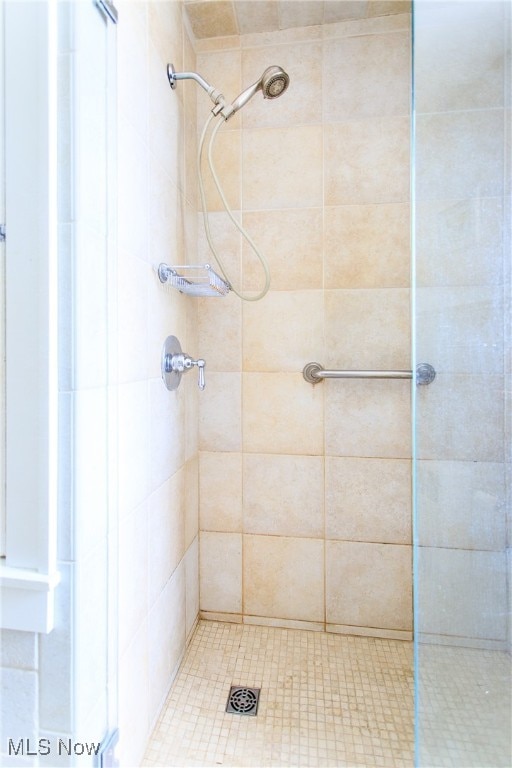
[225,686,260,716]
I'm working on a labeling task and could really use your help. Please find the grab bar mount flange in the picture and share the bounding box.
[303,362,323,384]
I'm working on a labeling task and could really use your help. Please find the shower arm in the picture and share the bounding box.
[167,64,226,107]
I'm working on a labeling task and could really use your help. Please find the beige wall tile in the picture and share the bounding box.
[325,117,410,205]
[243,373,324,455]
[198,292,241,372]
[117,621,149,767]
[242,23,322,49]
[323,31,410,121]
[325,288,410,370]
[118,117,149,263]
[326,457,411,543]
[278,1,324,31]
[184,117,198,209]
[242,208,323,291]
[325,379,411,458]
[235,0,279,35]
[325,204,410,288]
[415,198,503,288]
[323,11,410,39]
[240,41,322,129]
[367,1,411,16]
[414,0,505,113]
[197,210,243,291]
[243,535,324,621]
[118,381,150,514]
[185,538,199,639]
[119,503,149,655]
[148,472,186,607]
[148,564,186,719]
[326,540,412,630]
[149,0,183,67]
[196,48,242,128]
[200,126,241,212]
[243,126,323,210]
[200,451,243,532]
[243,454,324,537]
[243,290,324,372]
[324,0,367,23]
[185,1,239,39]
[149,378,186,488]
[185,456,199,549]
[417,460,506,551]
[416,374,505,462]
[418,547,508,641]
[416,286,504,374]
[148,42,184,191]
[416,110,504,202]
[199,372,242,452]
[200,531,242,613]
[117,252,149,384]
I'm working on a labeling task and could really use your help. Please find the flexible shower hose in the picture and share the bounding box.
[198,112,271,301]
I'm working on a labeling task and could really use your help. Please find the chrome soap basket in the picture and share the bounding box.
[158,263,230,297]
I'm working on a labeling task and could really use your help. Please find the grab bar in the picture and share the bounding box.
[303,362,436,385]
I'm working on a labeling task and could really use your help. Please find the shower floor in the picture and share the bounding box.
[142,620,414,767]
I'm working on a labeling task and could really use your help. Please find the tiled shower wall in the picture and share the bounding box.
[197,13,413,640]
[116,2,200,763]
[414,0,510,651]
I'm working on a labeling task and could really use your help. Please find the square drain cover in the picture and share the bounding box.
[226,686,260,716]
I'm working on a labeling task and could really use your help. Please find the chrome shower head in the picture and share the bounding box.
[261,66,290,99]
[220,65,290,120]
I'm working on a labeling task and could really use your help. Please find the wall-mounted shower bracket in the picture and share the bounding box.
[167,63,225,106]
[161,335,206,391]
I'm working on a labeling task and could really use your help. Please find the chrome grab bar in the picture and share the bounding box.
[303,362,436,385]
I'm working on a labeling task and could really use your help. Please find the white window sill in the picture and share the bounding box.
[0,564,61,633]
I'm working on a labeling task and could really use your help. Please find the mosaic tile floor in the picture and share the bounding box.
[418,643,512,768]
[143,620,414,767]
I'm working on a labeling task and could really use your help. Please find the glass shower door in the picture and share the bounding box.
[412,1,511,765]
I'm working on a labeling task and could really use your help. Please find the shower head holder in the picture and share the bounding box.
[167,62,289,120]
[167,63,225,107]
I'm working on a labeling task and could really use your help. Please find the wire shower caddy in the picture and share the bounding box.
[157,263,230,297]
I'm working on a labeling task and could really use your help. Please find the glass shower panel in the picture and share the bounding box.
[412,1,511,766]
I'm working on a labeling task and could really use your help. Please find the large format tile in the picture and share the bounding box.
[415,110,504,202]
[325,117,409,205]
[325,288,410,370]
[323,31,410,121]
[326,457,411,544]
[243,534,324,622]
[418,547,508,641]
[243,126,323,210]
[200,531,242,614]
[243,290,324,372]
[326,540,412,630]
[243,454,324,538]
[199,451,243,532]
[325,203,410,289]
[417,460,506,551]
[243,373,324,455]
[325,379,411,458]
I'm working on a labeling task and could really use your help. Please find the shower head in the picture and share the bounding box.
[220,65,290,121]
[261,65,290,98]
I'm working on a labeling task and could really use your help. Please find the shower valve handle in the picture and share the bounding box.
[189,357,205,391]
[161,336,206,391]
[165,353,206,390]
